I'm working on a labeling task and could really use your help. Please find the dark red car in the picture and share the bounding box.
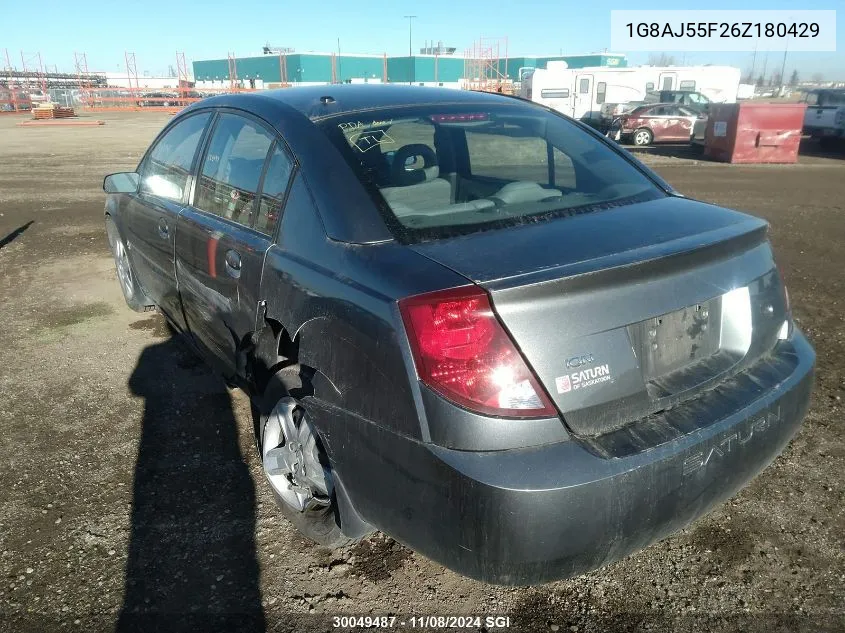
[610,103,704,146]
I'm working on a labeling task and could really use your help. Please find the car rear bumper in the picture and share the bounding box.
[317,331,814,585]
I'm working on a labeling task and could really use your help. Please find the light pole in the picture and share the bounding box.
[778,43,788,97]
[404,15,416,84]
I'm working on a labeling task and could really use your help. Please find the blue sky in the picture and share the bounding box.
[2,0,842,79]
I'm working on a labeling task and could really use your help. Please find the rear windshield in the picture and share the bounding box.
[318,102,664,241]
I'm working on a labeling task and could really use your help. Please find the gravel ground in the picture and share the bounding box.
[0,111,842,633]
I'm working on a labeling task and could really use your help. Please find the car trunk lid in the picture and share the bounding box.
[410,196,788,438]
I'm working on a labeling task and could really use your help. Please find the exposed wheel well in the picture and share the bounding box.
[251,318,306,394]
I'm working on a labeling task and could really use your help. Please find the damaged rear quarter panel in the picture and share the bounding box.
[257,171,470,441]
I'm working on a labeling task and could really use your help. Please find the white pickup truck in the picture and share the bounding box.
[802,89,845,148]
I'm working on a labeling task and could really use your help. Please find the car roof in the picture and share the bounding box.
[199,84,521,121]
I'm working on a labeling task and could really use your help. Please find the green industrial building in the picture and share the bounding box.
[192,52,626,87]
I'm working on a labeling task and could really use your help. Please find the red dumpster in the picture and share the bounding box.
[704,103,806,164]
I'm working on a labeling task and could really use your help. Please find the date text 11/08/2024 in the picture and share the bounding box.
[332,615,512,629]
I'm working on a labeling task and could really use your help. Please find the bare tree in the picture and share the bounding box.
[789,70,799,86]
[770,72,782,87]
[647,53,676,66]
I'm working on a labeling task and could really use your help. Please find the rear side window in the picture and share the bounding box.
[195,113,274,227]
[679,80,696,90]
[256,145,294,236]
[140,112,211,202]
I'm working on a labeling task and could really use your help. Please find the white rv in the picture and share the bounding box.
[521,63,742,125]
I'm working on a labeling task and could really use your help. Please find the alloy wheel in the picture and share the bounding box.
[113,238,134,300]
[262,397,332,512]
[635,130,651,146]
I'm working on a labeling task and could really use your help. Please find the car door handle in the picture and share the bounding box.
[224,249,242,279]
[157,218,169,239]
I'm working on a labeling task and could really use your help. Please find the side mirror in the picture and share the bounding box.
[103,172,140,194]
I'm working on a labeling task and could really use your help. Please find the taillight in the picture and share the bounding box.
[399,286,556,418]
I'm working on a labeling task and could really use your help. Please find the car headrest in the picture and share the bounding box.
[391,144,439,186]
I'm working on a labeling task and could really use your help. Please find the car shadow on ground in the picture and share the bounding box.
[797,137,845,160]
[116,332,266,633]
[624,138,845,162]
[624,143,706,161]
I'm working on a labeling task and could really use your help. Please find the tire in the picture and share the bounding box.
[633,128,654,146]
[255,367,357,549]
[105,216,153,312]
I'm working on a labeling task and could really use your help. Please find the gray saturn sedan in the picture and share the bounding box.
[103,85,815,585]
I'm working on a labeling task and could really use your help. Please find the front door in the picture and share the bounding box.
[667,106,698,141]
[122,111,212,327]
[573,74,594,121]
[176,111,292,379]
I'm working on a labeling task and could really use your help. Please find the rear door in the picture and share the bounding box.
[122,111,212,326]
[672,106,699,140]
[176,111,293,378]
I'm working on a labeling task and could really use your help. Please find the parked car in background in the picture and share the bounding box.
[802,88,845,149]
[610,103,705,145]
[137,91,179,107]
[645,90,712,113]
[103,85,814,585]
[0,87,32,111]
[606,90,712,122]
[175,89,204,106]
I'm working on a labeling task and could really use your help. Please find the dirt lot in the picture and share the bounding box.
[0,111,842,633]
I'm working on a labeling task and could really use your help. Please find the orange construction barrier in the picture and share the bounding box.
[74,86,261,113]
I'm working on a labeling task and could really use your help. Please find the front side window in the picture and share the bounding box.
[140,112,211,202]
[320,103,663,241]
[195,113,274,227]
